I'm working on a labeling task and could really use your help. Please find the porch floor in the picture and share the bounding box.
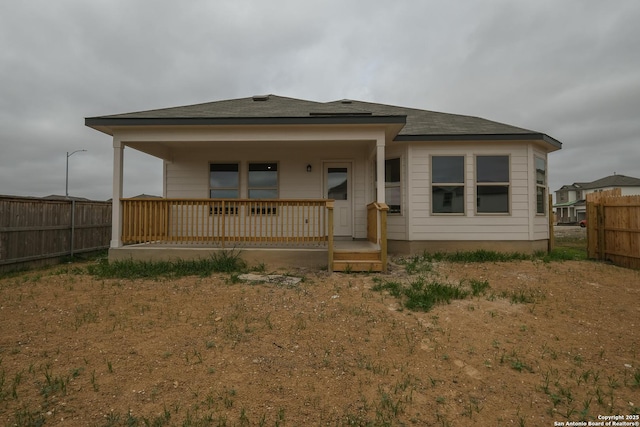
[122,239,377,251]
[111,240,384,272]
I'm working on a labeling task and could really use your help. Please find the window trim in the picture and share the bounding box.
[431,155,466,215]
[475,154,511,215]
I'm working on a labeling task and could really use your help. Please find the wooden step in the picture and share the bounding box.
[333,260,384,272]
[333,251,381,261]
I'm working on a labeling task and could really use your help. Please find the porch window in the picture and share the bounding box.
[249,162,278,214]
[535,157,546,214]
[385,158,401,214]
[431,156,465,214]
[476,155,509,214]
[248,163,278,198]
[209,163,239,198]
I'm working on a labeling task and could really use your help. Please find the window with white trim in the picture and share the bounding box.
[209,163,239,198]
[431,156,465,214]
[248,162,278,215]
[385,158,401,214]
[535,157,546,214]
[248,162,278,199]
[476,155,510,214]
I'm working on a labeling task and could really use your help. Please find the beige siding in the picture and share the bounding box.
[164,142,370,238]
[406,141,547,241]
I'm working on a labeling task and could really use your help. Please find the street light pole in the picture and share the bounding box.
[66,149,87,198]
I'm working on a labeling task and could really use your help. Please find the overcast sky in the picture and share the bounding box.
[1,0,639,201]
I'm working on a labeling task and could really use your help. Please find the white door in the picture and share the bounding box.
[324,162,352,237]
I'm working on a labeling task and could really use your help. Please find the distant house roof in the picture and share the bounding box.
[554,199,585,208]
[85,94,561,149]
[582,174,640,189]
[43,195,92,201]
[556,174,640,193]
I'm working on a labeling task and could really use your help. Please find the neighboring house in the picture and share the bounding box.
[554,174,640,224]
[85,95,562,271]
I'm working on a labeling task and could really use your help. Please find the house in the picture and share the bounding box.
[85,95,562,271]
[554,174,640,224]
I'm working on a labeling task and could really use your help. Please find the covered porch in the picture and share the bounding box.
[111,196,388,272]
[86,96,407,272]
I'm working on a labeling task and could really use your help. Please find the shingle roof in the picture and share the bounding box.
[101,95,375,119]
[582,174,640,189]
[324,99,536,137]
[86,94,561,148]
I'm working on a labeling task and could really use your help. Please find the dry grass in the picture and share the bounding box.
[1,238,639,426]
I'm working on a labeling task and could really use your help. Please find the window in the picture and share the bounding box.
[248,162,278,199]
[328,168,348,200]
[535,157,546,214]
[209,163,239,198]
[476,155,509,213]
[431,156,465,214]
[385,158,401,214]
[248,162,278,214]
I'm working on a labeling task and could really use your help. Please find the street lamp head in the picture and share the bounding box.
[66,149,88,197]
[67,149,87,158]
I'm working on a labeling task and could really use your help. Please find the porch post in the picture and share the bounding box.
[111,138,124,248]
[376,138,385,241]
[376,137,387,272]
[376,141,385,204]
[327,200,334,272]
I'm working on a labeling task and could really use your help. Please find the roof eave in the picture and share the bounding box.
[85,115,407,130]
[394,133,562,149]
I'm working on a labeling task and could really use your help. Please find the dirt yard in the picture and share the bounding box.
[1,236,639,426]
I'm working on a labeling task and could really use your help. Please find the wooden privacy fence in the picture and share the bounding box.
[0,196,111,271]
[586,188,640,269]
[121,198,333,246]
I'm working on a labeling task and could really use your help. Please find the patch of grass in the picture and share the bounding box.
[87,250,247,279]
[542,247,587,261]
[371,279,403,298]
[469,278,490,296]
[13,407,46,427]
[413,250,531,264]
[40,367,69,397]
[404,279,468,312]
[397,243,589,274]
[372,277,490,312]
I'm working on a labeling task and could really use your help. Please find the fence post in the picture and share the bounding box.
[597,203,605,260]
[586,201,594,259]
[70,199,76,258]
[548,194,554,252]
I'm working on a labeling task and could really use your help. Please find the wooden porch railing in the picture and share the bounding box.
[121,199,333,246]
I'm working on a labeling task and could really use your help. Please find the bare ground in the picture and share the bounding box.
[1,235,639,426]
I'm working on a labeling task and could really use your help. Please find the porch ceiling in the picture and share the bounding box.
[127,139,376,161]
[115,125,394,160]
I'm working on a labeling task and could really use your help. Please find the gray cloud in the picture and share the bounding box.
[1,0,639,200]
